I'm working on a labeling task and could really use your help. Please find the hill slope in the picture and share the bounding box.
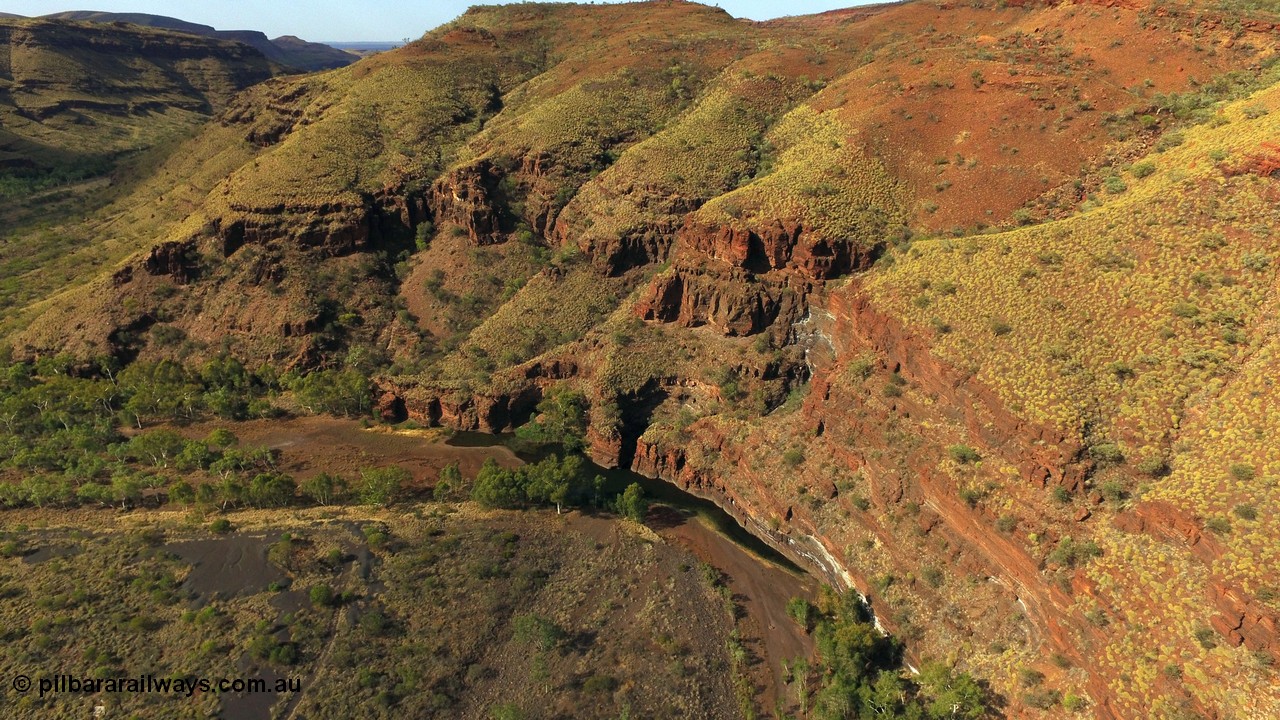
[0,16,282,321]
[4,1,1280,717]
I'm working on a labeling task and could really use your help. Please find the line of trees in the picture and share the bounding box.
[0,354,377,505]
[0,356,650,522]
[470,455,647,521]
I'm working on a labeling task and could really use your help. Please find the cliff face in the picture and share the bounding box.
[632,216,885,337]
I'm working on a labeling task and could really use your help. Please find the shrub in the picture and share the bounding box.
[1088,443,1124,465]
[1229,463,1256,481]
[1137,455,1168,477]
[920,565,944,588]
[786,597,814,630]
[1048,537,1101,567]
[1194,625,1217,649]
[1204,516,1231,535]
[582,675,617,693]
[1232,504,1257,521]
[1018,668,1045,688]
[948,445,981,464]
[1023,688,1060,709]
[512,614,563,651]
[1129,161,1156,178]
[210,518,233,534]
[782,448,805,467]
[1155,131,1185,151]
[848,356,875,380]
[360,610,389,636]
[1106,361,1135,381]
[309,584,335,608]
[1098,480,1128,503]
[1241,252,1272,271]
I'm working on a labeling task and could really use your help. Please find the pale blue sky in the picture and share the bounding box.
[2,1,868,41]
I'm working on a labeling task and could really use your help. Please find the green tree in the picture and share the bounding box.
[515,386,587,451]
[860,671,910,717]
[216,476,245,510]
[247,472,296,508]
[471,458,526,509]
[206,428,238,448]
[175,440,214,471]
[524,455,584,514]
[615,482,647,523]
[119,361,203,427]
[357,466,409,506]
[301,472,346,505]
[76,481,112,507]
[128,430,186,468]
[168,480,196,506]
[434,462,462,500]
[291,369,371,417]
[111,474,144,510]
[918,662,986,720]
[787,597,814,631]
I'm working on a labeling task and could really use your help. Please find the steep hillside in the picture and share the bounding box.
[4,1,1280,717]
[0,16,283,329]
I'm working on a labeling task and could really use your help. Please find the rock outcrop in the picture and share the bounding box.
[680,218,881,280]
[428,161,507,245]
[635,265,812,336]
[143,240,200,283]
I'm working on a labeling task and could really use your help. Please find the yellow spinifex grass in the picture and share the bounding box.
[694,103,908,244]
[868,79,1280,717]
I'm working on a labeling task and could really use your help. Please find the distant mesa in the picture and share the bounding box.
[323,40,405,58]
[41,10,358,71]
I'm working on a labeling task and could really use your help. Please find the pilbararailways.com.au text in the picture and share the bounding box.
[12,673,301,698]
